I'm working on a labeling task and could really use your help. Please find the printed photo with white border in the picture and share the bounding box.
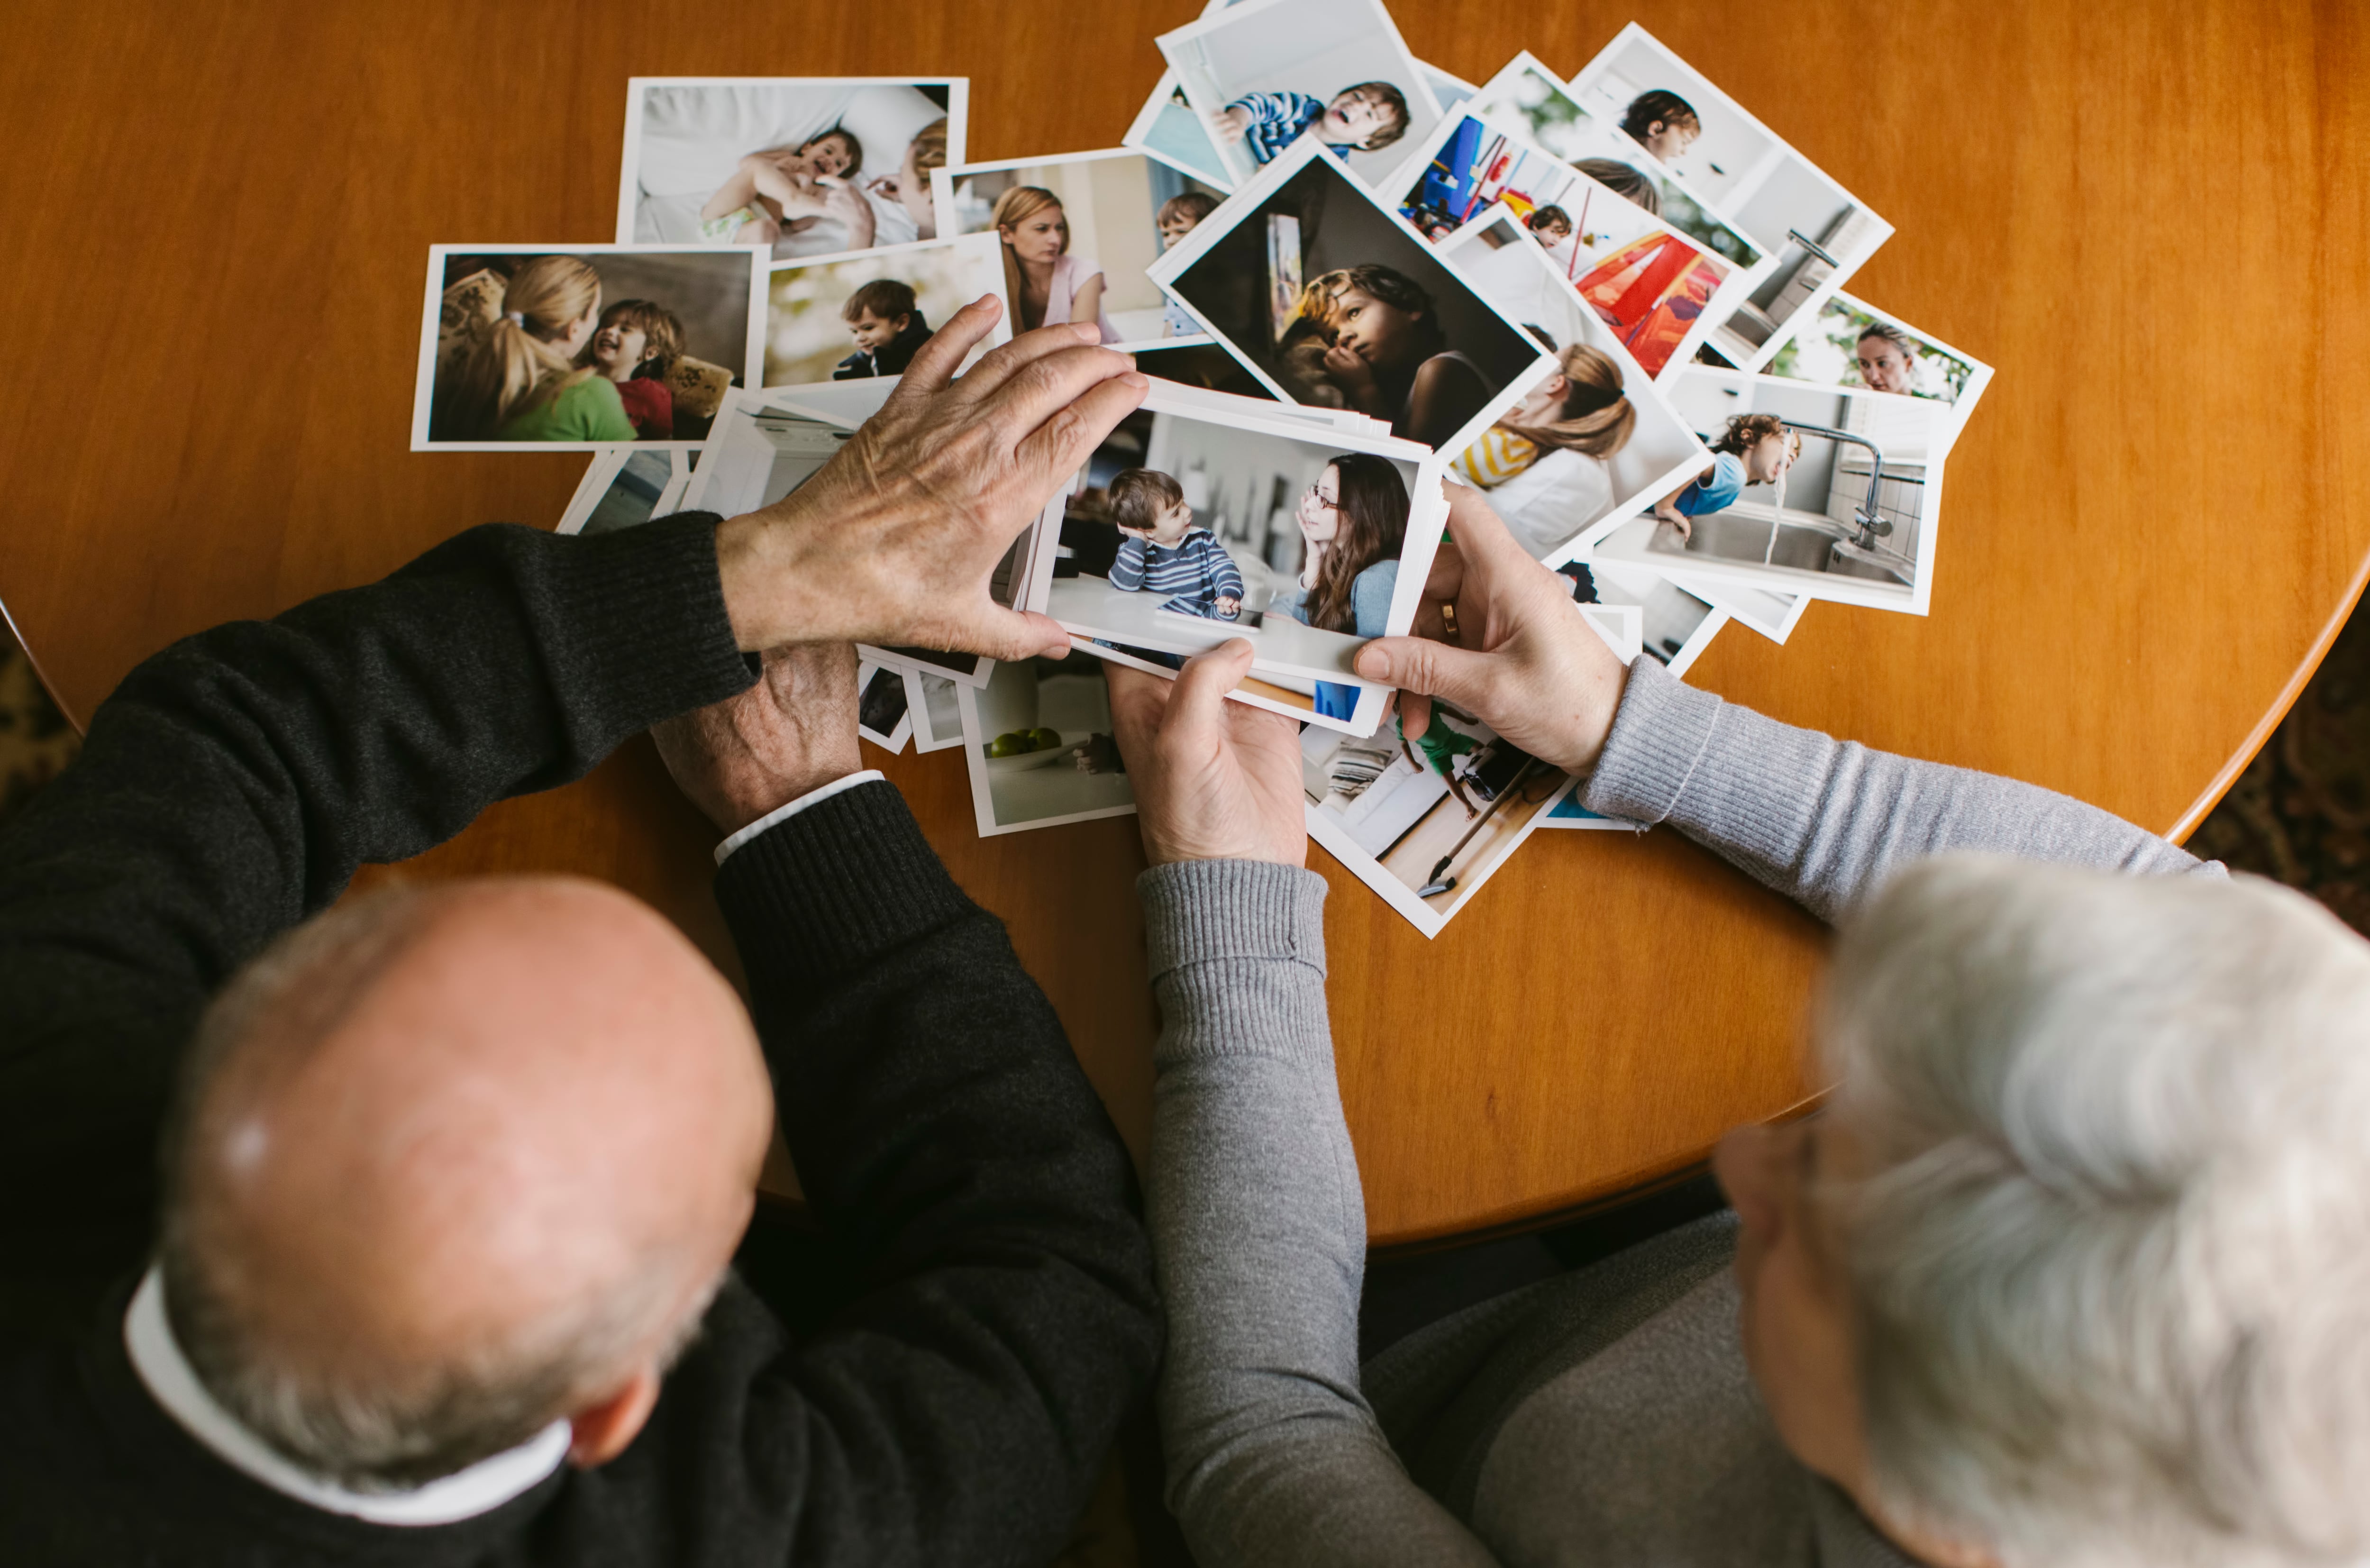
[1762,290,1993,457]
[760,233,1007,388]
[910,670,965,753]
[617,78,965,258]
[930,147,1229,349]
[1434,206,1712,566]
[1125,52,1476,192]
[556,447,697,537]
[1027,387,1447,738]
[856,659,914,753]
[1567,25,1895,372]
[413,246,765,451]
[1586,367,1950,615]
[1384,109,1754,380]
[1305,602,1638,936]
[958,655,1138,836]
[1149,137,1557,456]
[1155,0,1441,191]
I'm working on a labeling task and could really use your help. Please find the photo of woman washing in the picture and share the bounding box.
[418,246,761,448]
[1152,141,1545,452]
[619,79,957,258]
[1042,396,1438,730]
[935,149,1228,346]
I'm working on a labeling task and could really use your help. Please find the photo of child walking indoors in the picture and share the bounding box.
[414,245,762,449]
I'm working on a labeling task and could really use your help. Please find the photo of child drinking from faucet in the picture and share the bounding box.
[1652,411,1800,541]
[1106,468,1246,620]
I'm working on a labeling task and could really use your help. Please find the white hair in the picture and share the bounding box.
[1820,855,2370,1567]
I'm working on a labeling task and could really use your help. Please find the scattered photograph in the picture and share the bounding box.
[1150,139,1552,453]
[1155,0,1440,190]
[1134,339,1285,401]
[931,148,1228,346]
[1653,571,1809,644]
[911,670,965,753]
[556,447,694,536]
[1764,290,1993,455]
[958,654,1137,835]
[1568,26,1894,370]
[1586,368,1950,613]
[761,233,1006,387]
[1389,111,1751,378]
[684,387,1033,686]
[1031,389,1445,735]
[856,660,914,752]
[1456,54,1760,268]
[1301,603,1636,936]
[413,246,764,450]
[617,78,964,257]
[1435,209,1712,565]
[1566,560,1726,675]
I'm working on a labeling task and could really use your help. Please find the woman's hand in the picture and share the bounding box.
[714,299,1147,660]
[1353,484,1631,775]
[1108,641,1306,867]
[651,643,862,834]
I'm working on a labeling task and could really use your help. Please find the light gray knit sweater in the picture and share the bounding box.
[1138,658,2217,1568]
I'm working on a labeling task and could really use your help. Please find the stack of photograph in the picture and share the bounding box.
[410,0,1993,939]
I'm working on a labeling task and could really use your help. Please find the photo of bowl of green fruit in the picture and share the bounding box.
[982,727,1071,773]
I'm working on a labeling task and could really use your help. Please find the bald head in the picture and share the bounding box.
[160,877,774,1489]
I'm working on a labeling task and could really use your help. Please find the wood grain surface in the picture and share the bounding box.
[0,0,2361,1245]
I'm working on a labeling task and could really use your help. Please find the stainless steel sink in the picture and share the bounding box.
[1649,511,1911,587]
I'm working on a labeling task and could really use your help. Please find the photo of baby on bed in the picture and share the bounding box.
[618,78,960,259]
[1395,113,1742,379]
[1433,210,1709,566]
[759,232,1006,387]
[1586,367,1948,612]
[417,246,760,449]
[1153,143,1545,452]
[933,150,1229,345]
[1154,0,1438,189]
[1039,396,1439,729]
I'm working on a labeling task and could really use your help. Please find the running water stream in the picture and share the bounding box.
[1761,467,1790,565]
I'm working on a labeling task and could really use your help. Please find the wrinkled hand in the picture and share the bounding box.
[1107,641,1305,867]
[714,298,1147,659]
[651,643,863,834]
[1353,483,1630,775]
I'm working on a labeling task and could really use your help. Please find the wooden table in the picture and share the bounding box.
[2,0,2362,1246]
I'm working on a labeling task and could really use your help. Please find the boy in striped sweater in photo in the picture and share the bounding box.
[1106,469,1245,620]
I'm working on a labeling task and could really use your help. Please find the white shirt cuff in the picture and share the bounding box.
[713,770,885,865]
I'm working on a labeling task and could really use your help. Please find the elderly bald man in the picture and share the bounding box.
[0,306,1165,1565]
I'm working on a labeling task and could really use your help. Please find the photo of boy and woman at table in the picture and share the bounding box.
[423,248,757,447]
[619,79,956,256]
[1587,367,1945,609]
[1158,148,1544,448]
[1568,24,1893,370]
[1395,113,1740,379]
[1046,402,1430,724]
[757,231,1005,387]
[1154,0,1439,188]
[934,150,1228,345]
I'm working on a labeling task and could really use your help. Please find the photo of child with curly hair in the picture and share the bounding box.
[1106,468,1245,621]
[832,280,933,379]
[578,299,683,441]
[1209,82,1411,167]
[1618,89,1701,165]
[1653,410,1798,538]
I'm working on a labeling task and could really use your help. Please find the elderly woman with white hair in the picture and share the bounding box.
[1103,483,2369,1568]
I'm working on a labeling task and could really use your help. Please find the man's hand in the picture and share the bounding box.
[714,298,1148,660]
[1107,641,1305,868]
[651,643,863,835]
[1352,483,1631,775]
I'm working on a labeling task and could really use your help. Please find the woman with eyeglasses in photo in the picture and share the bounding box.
[1284,453,1409,720]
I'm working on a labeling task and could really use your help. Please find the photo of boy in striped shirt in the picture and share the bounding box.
[1105,468,1245,620]
[1209,83,1411,168]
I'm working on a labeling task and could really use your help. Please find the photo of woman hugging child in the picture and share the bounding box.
[1105,468,1245,621]
[700,128,867,247]
[1653,410,1798,540]
[578,299,684,441]
[434,256,642,444]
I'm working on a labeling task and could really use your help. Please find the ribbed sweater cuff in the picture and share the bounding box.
[713,780,975,984]
[1581,656,1724,825]
[1138,859,1329,979]
[538,512,753,730]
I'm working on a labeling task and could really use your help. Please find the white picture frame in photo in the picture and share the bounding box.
[412,244,767,452]
[1146,137,1559,461]
[617,77,967,254]
[1304,601,1640,936]
[928,146,1232,352]
[956,658,1138,836]
[1566,25,1896,372]
[1153,0,1443,191]
[1023,385,1449,738]
[1586,366,1950,614]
